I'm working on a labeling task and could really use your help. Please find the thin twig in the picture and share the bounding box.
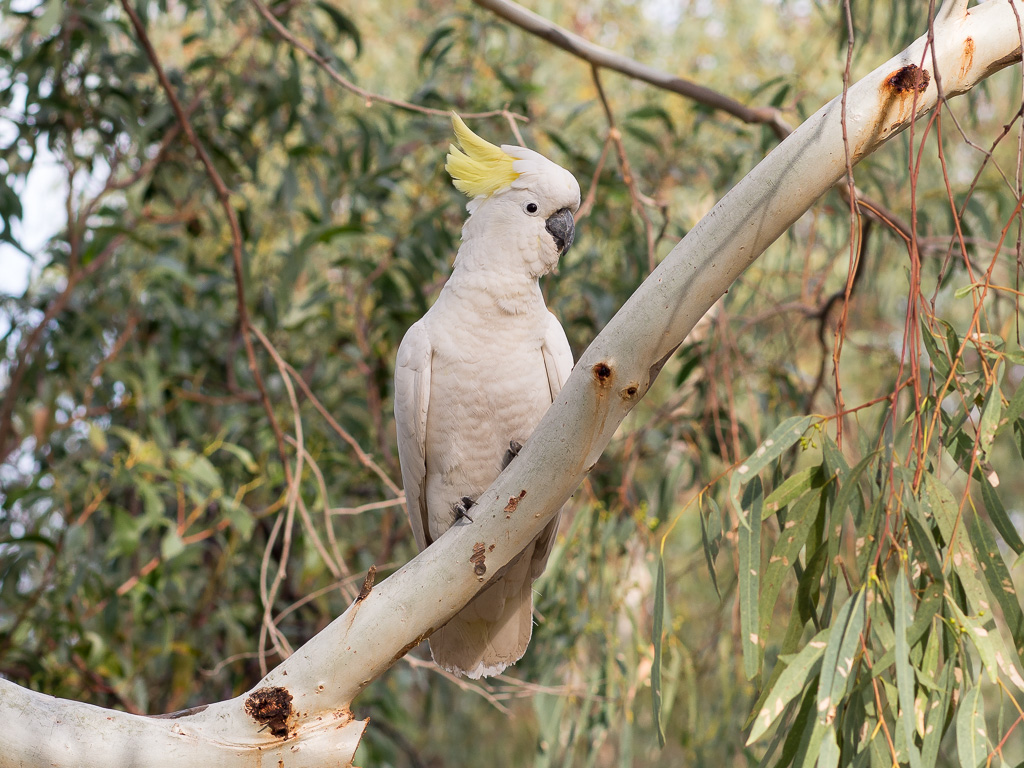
[576,135,613,221]
[329,497,407,516]
[591,65,658,271]
[836,0,860,447]
[252,327,402,498]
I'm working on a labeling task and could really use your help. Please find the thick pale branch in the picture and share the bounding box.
[3,2,1019,766]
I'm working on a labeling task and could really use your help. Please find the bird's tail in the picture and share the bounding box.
[429,510,561,678]
[429,547,535,679]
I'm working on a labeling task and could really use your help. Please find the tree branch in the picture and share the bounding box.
[471,0,792,138]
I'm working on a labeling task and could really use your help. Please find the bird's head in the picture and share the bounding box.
[446,114,580,278]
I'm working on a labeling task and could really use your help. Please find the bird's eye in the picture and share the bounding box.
[524,202,539,214]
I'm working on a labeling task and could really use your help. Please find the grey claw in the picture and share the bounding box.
[502,440,523,469]
[453,496,476,523]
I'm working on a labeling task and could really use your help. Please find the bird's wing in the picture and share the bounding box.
[394,321,433,550]
[541,310,573,400]
[532,310,573,575]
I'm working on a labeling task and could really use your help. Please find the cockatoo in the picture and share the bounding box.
[393,114,580,678]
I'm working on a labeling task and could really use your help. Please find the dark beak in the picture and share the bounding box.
[545,208,575,255]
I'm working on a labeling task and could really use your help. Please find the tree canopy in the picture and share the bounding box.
[1,1,1023,766]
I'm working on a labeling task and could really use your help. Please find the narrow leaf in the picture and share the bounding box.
[921,322,951,380]
[817,724,840,768]
[948,599,999,684]
[763,466,825,519]
[904,491,944,579]
[730,415,816,522]
[894,568,922,768]
[979,475,1024,554]
[976,373,1002,464]
[965,505,1024,663]
[699,498,722,600]
[652,554,667,748]
[739,477,764,680]
[760,490,824,642]
[921,663,955,767]
[747,626,831,744]
[956,686,988,768]
[925,473,990,614]
[818,588,866,726]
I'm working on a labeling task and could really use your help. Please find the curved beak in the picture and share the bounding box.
[545,208,575,256]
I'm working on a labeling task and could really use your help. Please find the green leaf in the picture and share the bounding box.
[699,498,722,600]
[965,505,1024,663]
[976,371,1002,464]
[817,724,840,768]
[832,452,874,524]
[1002,378,1024,426]
[161,528,185,561]
[315,1,362,55]
[955,686,988,768]
[730,415,816,524]
[872,582,943,675]
[762,465,826,520]
[746,595,812,733]
[747,625,831,743]
[921,663,955,767]
[925,473,989,614]
[739,477,764,680]
[921,321,951,380]
[771,685,817,768]
[818,588,866,726]
[760,490,824,643]
[418,24,455,70]
[894,568,922,768]
[948,599,999,685]
[904,491,944,579]
[652,554,667,749]
[978,474,1024,554]
[626,104,675,134]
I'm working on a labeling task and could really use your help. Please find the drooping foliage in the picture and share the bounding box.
[1,1,1023,766]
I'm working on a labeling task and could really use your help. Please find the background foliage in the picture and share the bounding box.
[1,0,1023,766]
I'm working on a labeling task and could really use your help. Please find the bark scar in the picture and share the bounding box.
[470,542,487,577]
[355,565,376,603]
[885,64,929,93]
[504,490,527,517]
[244,687,293,738]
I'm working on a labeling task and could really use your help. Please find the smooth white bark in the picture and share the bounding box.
[3,2,1020,766]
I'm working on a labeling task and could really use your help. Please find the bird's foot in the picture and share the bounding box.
[502,440,523,469]
[453,496,476,523]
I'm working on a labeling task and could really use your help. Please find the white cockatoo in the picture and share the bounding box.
[393,114,580,678]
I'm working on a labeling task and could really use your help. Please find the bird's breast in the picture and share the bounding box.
[422,310,552,530]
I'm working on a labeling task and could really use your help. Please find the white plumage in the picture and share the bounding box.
[394,117,580,678]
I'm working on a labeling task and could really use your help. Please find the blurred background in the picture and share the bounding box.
[1,1,1023,766]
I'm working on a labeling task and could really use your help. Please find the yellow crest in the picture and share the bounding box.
[445,113,519,198]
